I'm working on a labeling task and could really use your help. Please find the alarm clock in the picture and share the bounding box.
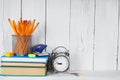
[51,46,70,73]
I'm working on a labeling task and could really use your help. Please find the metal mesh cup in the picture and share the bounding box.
[12,35,32,56]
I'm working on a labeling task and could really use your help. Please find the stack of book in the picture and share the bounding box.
[1,55,49,76]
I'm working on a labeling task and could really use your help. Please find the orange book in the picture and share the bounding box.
[1,67,47,76]
[1,62,46,67]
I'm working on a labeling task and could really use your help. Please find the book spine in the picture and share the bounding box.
[1,61,46,64]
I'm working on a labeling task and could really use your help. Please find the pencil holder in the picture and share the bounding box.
[12,35,32,56]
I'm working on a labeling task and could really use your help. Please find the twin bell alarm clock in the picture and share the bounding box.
[51,46,70,73]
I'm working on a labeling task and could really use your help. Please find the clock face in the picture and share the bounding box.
[53,56,69,72]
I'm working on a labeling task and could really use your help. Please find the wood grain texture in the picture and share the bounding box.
[46,0,70,52]
[70,0,94,71]
[118,0,120,70]
[94,0,118,71]
[0,0,120,71]
[22,0,45,45]
[0,71,120,80]
[2,0,21,52]
[0,0,4,57]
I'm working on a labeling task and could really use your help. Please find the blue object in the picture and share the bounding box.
[32,44,47,53]
[1,55,49,63]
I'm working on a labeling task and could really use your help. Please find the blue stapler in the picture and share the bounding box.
[32,44,47,53]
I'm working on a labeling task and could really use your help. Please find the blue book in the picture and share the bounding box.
[1,55,49,63]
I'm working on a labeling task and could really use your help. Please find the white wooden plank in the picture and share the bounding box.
[46,0,70,52]
[1,71,120,80]
[118,0,120,71]
[22,0,45,45]
[0,0,4,56]
[70,0,94,71]
[95,0,118,71]
[3,0,21,53]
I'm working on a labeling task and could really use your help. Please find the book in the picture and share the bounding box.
[1,55,49,63]
[1,66,47,76]
[1,62,46,67]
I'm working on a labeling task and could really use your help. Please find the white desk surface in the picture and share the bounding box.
[0,71,120,80]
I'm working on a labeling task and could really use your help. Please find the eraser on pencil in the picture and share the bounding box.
[5,52,14,57]
[28,54,36,58]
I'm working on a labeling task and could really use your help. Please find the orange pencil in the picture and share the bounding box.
[30,22,39,34]
[8,19,17,35]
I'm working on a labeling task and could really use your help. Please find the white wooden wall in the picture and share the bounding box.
[0,0,120,71]
[94,0,118,71]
